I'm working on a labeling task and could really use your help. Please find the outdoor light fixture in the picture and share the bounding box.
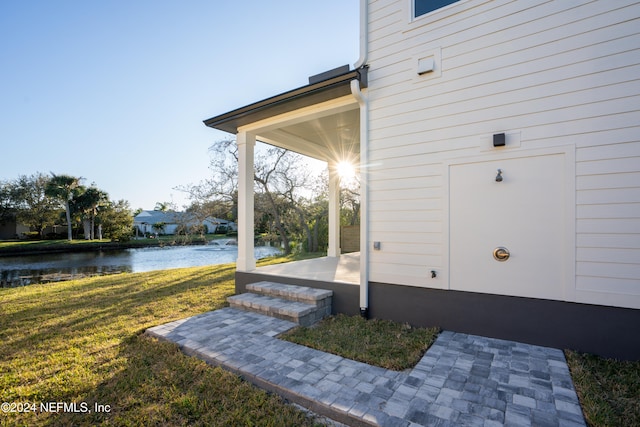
[493,133,506,147]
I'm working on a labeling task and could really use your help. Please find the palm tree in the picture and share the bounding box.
[75,186,109,239]
[154,202,171,212]
[45,173,82,241]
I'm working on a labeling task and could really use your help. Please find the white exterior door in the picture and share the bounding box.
[449,153,567,300]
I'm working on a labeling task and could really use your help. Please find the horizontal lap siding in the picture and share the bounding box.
[367,0,640,307]
[576,136,640,306]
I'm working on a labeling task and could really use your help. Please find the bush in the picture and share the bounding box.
[45,232,66,240]
[22,231,41,240]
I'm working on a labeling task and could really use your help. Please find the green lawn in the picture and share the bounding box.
[1,259,637,426]
[565,350,640,427]
[281,314,439,371]
[0,261,320,426]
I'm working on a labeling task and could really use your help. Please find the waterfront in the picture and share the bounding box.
[0,240,281,287]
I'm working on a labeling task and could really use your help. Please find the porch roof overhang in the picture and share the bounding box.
[203,66,367,135]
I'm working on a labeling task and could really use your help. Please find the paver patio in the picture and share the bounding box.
[146,307,586,427]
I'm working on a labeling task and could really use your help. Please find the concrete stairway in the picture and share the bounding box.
[227,281,332,327]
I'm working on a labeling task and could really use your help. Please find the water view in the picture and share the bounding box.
[0,239,281,287]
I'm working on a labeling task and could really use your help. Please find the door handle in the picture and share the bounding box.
[493,247,510,261]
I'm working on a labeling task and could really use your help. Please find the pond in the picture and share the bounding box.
[0,239,282,287]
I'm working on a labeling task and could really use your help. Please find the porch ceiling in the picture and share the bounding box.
[203,66,366,163]
[258,108,360,163]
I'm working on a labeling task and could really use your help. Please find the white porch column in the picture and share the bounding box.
[327,162,341,257]
[237,131,256,271]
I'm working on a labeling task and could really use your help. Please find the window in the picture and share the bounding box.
[414,0,460,18]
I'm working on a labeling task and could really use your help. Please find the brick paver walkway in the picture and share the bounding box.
[146,308,586,427]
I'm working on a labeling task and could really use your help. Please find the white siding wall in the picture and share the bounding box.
[366,0,640,309]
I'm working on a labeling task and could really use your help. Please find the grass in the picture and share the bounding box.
[281,314,440,371]
[282,317,640,427]
[1,254,637,426]
[565,350,640,427]
[0,261,321,426]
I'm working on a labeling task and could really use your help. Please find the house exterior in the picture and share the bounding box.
[204,0,640,359]
[0,218,30,240]
[133,210,236,235]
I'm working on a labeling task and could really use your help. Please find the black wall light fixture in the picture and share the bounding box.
[493,133,506,147]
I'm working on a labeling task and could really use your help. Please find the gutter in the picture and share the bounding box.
[203,69,366,134]
[204,0,369,136]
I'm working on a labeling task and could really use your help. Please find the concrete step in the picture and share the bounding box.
[246,281,332,308]
[228,282,333,326]
[227,293,326,327]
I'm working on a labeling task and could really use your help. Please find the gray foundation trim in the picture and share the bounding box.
[235,272,640,360]
[368,282,640,361]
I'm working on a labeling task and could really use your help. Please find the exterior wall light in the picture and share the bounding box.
[493,133,506,147]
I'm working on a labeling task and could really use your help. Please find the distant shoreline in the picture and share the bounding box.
[0,239,208,257]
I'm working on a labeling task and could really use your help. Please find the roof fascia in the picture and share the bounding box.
[203,67,368,134]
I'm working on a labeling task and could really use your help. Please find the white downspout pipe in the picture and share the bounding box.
[354,0,368,70]
[351,80,369,317]
[353,0,369,317]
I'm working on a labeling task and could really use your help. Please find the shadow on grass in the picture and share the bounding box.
[1,265,236,361]
[0,266,235,414]
[1,262,323,427]
[49,334,321,427]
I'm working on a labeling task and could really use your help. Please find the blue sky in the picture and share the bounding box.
[0,1,359,210]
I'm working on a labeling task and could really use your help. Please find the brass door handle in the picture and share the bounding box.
[493,247,510,261]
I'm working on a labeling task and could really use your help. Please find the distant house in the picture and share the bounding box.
[203,0,639,359]
[0,217,30,240]
[133,210,236,236]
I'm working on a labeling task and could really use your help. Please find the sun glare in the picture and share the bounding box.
[336,161,357,181]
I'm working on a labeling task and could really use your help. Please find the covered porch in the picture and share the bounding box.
[257,252,360,284]
[204,66,369,302]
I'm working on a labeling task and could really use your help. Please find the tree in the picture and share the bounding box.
[341,181,360,226]
[13,173,60,237]
[185,140,311,254]
[179,138,360,255]
[75,186,109,240]
[154,201,174,212]
[99,200,133,241]
[151,222,166,236]
[253,147,294,253]
[45,173,82,241]
[0,180,15,226]
[176,138,238,222]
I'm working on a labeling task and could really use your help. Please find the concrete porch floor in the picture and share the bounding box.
[257,252,360,284]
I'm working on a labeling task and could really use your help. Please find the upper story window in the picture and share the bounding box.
[414,0,460,18]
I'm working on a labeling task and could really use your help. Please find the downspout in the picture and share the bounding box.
[352,0,369,317]
[354,0,368,69]
[351,79,369,318]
